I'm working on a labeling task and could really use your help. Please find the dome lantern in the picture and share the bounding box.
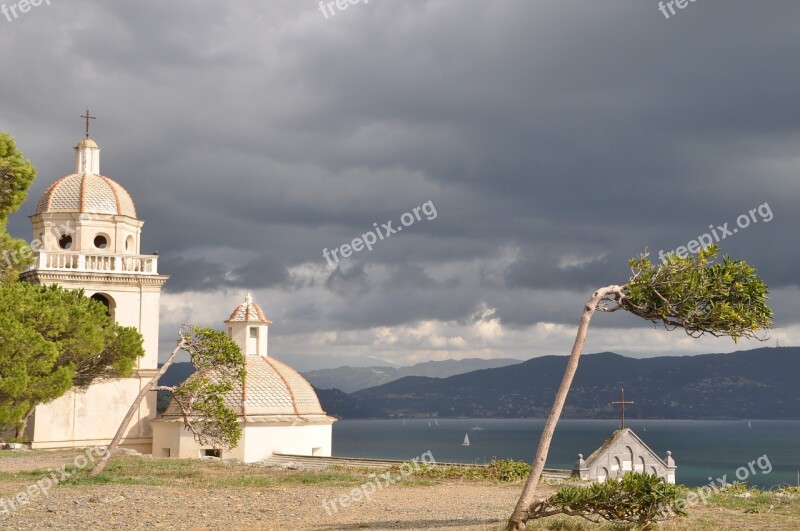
[225,293,272,357]
[74,137,100,174]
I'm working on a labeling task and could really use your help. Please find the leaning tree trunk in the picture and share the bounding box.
[506,285,622,531]
[90,340,185,477]
[15,409,35,440]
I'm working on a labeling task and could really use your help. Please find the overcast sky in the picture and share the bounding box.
[3,1,798,369]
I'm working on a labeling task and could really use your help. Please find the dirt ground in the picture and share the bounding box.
[1,450,798,530]
[0,450,525,530]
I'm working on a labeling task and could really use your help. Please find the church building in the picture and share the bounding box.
[151,295,336,462]
[572,428,676,484]
[20,114,333,460]
[21,122,167,452]
[572,390,676,484]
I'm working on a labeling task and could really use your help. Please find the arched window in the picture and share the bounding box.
[90,293,115,320]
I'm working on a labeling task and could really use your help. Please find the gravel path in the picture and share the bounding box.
[0,451,524,530]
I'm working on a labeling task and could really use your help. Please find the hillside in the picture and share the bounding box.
[302,358,519,393]
[316,347,800,420]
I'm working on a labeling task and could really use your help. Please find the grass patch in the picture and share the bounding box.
[702,483,796,514]
[0,470,49,481]
[0,451,36,458]
[60,456,374,490]
[411,459,531,483]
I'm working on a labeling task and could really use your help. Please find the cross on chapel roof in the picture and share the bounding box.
[611,387,634,430]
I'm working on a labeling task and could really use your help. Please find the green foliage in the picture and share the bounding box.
[0,283,144,433]
[489,459,532,482]
[409,462,487,481]
[170,326,246,450]
[530,473,687,525]
[411,459,531,482]
[0,132,37,284]
[622,246,773,341]
[0,311,70,428]
[0,132,36,222]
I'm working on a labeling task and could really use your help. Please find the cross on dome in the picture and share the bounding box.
[81,106,96,139]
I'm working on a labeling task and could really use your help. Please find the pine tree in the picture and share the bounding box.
[0,283,145,437]
[0,132,37,284]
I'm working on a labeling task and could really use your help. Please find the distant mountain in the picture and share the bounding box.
[270,353,398,372]
[158,362,196,387]
[302,358,520,393]
[316,347,800,420]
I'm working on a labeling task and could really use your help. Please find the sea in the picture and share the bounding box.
[332,418,800,488]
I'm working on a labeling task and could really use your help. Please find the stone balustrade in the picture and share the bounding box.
[31,252,159,275]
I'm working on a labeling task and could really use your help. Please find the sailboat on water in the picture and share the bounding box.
[462,433,470,446]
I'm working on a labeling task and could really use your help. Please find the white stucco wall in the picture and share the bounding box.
[228,321,269,357]
[27,377,156,453]
[152,421,333,463]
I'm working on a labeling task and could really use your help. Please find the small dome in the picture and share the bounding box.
[162,356,328,418]
[76,138,98,149]
[226,293,271,324]
[36,173,137,218]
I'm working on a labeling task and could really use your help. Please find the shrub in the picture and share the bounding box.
[487,459,531,482]
[529,472,687,525]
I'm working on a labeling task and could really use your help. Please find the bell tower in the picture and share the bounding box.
[20,112,168,451]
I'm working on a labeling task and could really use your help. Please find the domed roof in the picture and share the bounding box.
[160,356,329,420]
[76,138,99,149]
[36,173,138,218]
[239,356,327,416]
[225,293,271,324]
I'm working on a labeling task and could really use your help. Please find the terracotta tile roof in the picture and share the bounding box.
[160,355,327,419]
[36,173,137,218]
[225,298,271,324]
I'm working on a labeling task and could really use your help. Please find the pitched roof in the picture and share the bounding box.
[584,428,667,467]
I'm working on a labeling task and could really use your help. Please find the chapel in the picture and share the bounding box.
[572,428,677,484]
[151,294,336,462]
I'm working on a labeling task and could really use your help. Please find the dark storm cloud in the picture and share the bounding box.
[159,253,289,293]
[2,0,799,351]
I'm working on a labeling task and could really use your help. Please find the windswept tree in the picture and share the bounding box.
[507,246,773,531]
[90,325,245,477]
[0,132,36,284]
[0,283,144,438]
